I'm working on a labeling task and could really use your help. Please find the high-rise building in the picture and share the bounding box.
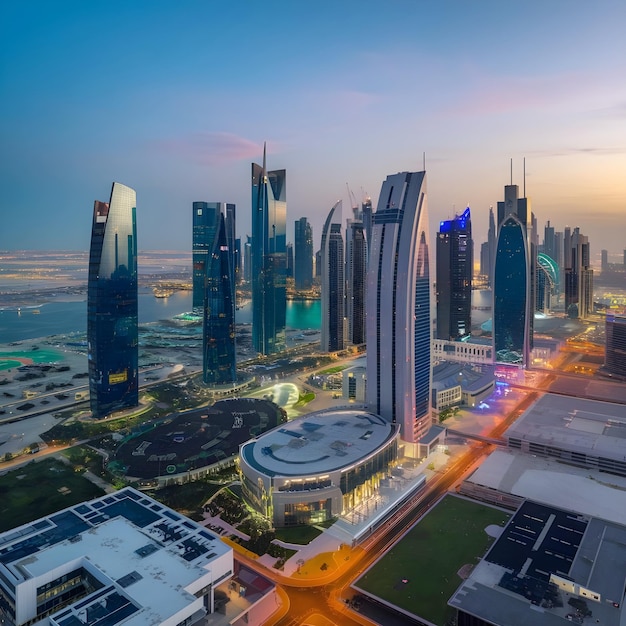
[366,171,433,447]
[203,212,237,385]
[601,249,609,272]
[192,202,220,311]
[480,207,497,285]
[251,145,287,355]
[294,217,313,290]
[224,202,237,288]
[543,220,556,259]
[536,252,559,313]
[345,217,367,345]
[564,227,593,319]
[320,202,345,352]
[286,242,294,278]
[88,182,138,419]
[436,207,473,340]
[605,314,626,379]
[493,182,533,367]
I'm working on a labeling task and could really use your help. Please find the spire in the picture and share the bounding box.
[262,141,267,177]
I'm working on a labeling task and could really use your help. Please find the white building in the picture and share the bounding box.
[0,488,232,626]
[366,171,438,453]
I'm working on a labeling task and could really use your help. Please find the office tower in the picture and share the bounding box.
[345,217,367,345]
[286,242,294,278]
[224,203,237,289]
[361,195,373,261]
[88,182,138,419]
[601,249,609,272]
[436,207,472,340]
[536,252,558,313]
[543,220,556,258]
[234,237,241,284]
[294,217,314,290]
[315,249,322,277]
[564,227,593,319]
[251,145,287,355]
[553,231,563,299]
[493,182,533,367]
[366,171,432,446]
[192,202,220,310]
[243,235,252,283]
[203,212,237,385]
[605,314,626,378]
[320,202,345,352]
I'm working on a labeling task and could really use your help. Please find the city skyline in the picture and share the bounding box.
[1,2,625,256]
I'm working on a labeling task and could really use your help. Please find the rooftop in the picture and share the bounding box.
[449,500,626,626]
[240,408,398,477]
[504,393,626,459]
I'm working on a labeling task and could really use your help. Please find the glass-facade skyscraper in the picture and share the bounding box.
[366,171,432,447]
[192,202,220,311]
[493,184,533,366]
[87,182,138,419]
[320,202,344,352]
[251,145,287,355]
[436,207,472,341]
[345,218,367,345]
[294,217,313,290]
[203,212,237,385]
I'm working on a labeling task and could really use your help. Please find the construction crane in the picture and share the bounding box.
[346,183,359,220]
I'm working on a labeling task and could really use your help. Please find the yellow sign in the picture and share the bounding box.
[109,370,128,384]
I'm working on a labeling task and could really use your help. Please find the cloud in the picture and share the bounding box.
[154,132,263,166]
[526,146,626,158]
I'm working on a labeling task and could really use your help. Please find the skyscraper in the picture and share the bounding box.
[192,202,220,311]
[605,314,626,379]
[493,182,533,367]
[251,145,287,355]
[345,217,367,345]
[436,207,473,341]
[203,212,237,385]
[88,182,138,419]
[480,207,497,285]
[320,202,345,352]
[366,171,432,447]
[294,217,313,290]
[564,227,593,319]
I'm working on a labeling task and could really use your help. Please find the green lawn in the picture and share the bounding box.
[356,495,510,626]
[275,524,323,545]
[0,348,66,371]
[317,365,347,375]
[0,458,105,532]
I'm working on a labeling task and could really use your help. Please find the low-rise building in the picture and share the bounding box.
[0,488,233,626]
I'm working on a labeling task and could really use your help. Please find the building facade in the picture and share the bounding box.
[0,488,233,626]
[239,409,400,527]
[436,207,473,340]
[320,202,345,352]
[564,227,593,319]
[88,182,138,419]
[203,213,237,385]
[251,146,287,355]
[493,183,533,367]
[345,218,367,345]
[294,217,313,290]
[605,314,626,379]
[366,171,434,449]
[192,202,220,311]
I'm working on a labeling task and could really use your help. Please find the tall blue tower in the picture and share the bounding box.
[251,145,287,355]
[87,182,138,419]
[436,207,473,341]
[203,212,237,385]
[493,182,533,366]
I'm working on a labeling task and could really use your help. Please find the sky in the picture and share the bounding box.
[1,0,626,260]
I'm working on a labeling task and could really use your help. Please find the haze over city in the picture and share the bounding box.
[1,0,625,255]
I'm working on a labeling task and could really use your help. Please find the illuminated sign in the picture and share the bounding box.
[109,370,128,384]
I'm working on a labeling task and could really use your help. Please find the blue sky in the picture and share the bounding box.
[1,0,625,258]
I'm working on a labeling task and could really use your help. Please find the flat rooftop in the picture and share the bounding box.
[432,361,494,392]
[449,500,626,626]
[466,449,626,526]
[240,408,398,477]
[0,488,232,626]
[504,393,626,458]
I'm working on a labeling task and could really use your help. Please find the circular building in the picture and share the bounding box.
[238,408,400,527]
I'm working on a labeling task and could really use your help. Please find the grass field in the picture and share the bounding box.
[0,348,65,371]
[0,458,105,532]
[355,494,510,626]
